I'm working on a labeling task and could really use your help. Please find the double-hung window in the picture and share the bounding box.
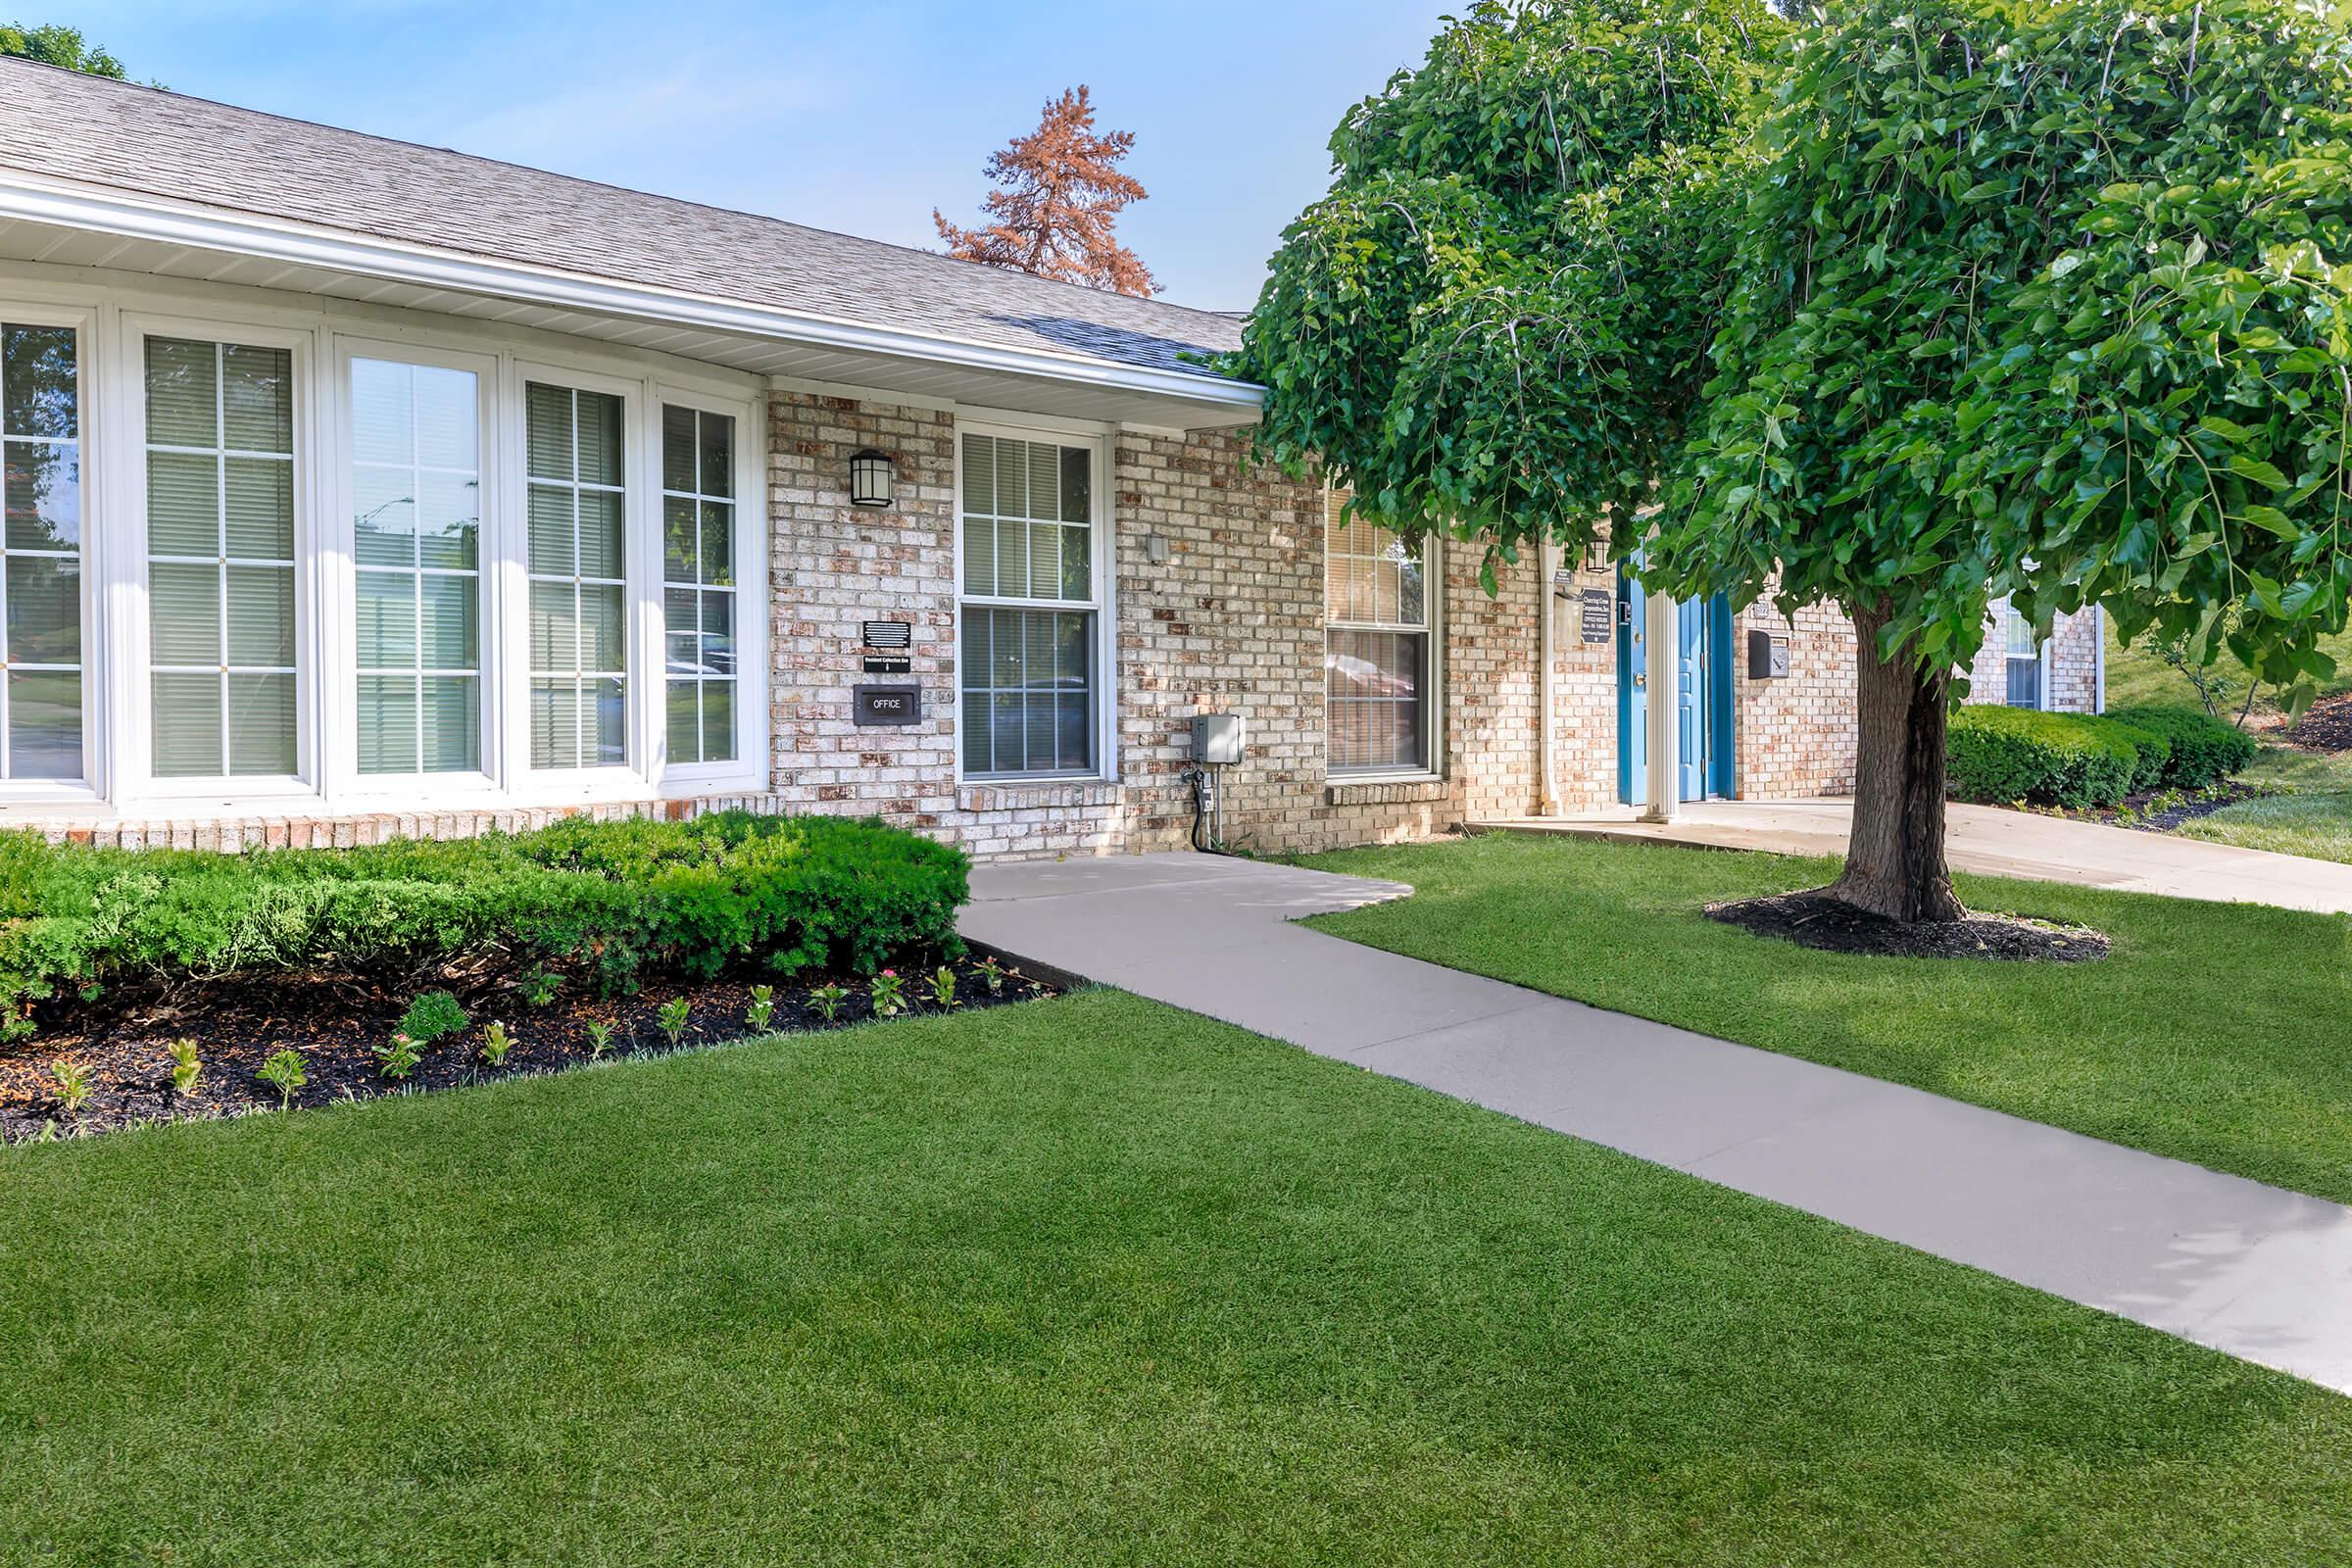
[2001,602,2045,710]
[1326,497,1434,775]
[144,336,299,778]
[0,319,82,781]
[958,429,1102,779]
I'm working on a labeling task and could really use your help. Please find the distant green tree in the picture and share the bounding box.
[0,21,131,80]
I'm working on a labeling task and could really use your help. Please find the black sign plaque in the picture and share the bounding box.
[853,684,921,727]
[861,656,912,675]
[1579,587,1614,645]
[861,619,912,652]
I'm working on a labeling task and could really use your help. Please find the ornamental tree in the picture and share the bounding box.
[1232,0,1788,585]
[1650,0,2352,919]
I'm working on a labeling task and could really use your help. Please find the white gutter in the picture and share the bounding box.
[2094,604,2107,713]
[0,171,1268,415]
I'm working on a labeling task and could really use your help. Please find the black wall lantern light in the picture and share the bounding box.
[849,449,896,510]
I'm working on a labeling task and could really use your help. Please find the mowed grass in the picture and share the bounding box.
[2102,617,2352,712]
[1300,832,2352,1205]
[5,991,2350,1565]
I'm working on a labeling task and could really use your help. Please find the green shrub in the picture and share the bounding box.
[0,812,967,1044]
[2104,704,2260,788]
[398,991,469,1046]
[1947,706,2144,808]
[2103,719,2172,793]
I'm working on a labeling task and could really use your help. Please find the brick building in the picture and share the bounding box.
[0,60,2101,858]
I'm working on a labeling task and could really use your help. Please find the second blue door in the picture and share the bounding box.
[1617,571,1730,805]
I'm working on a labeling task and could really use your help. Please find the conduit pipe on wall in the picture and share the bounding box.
[1537,539,1560,816]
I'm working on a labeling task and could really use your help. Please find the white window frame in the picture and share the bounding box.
[654,381,767,794]
[117,309,320,805]
[953,416,1116,786]
[0,270,769,821]
[0,298,102,808]
[1323,500,1443,782]
[2000,600,2052,711]
[324,336,503,802]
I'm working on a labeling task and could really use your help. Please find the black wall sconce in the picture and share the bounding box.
[850,449,896,509]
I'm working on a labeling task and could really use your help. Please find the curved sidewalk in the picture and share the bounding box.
[962,852,2352,1395]
[1476,798,2352,914]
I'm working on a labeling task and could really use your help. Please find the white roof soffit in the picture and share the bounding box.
[0,171,1266,429]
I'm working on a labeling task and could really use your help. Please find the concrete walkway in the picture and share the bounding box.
[962,852,2352,1395]
[1476,798,2352,915]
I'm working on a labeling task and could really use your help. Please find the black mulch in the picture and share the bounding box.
[0,950,1060,1143]
[1706,890,2109,962]
[2278,693,2352,753]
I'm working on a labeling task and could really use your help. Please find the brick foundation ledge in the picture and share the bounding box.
[0,794,798,852]
[957,780,1123,814]
[1325,777,1452,808]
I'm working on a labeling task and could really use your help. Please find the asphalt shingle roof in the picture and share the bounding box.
[0,56,1249,380]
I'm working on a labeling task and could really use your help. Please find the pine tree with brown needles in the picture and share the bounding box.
[934,86,1157,297]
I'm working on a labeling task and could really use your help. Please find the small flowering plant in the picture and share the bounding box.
[479,1020,513,1068]
[809,983,848,1023]
[973,956,1008,996]
[869,968,907,1019]
[657,997,692,1048]
[585,1019,615,1058]
[745,985,775,1033]
[929,965,957,1008]
[374,1031,420,1080]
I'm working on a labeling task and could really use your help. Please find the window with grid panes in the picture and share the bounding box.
[0,321,81,780]
[352,358,481,773]
[958,431,1097,777]
[144,336,298,777]
[1325,493,1432,774]
[661,405,737,764]
[524,382,627,768]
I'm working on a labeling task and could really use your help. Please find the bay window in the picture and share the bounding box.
[958,428,1102,779]
[0,291,767,818]
[1326,498,1435,775]
[1,320,82,781]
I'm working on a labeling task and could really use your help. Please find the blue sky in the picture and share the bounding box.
[41,1,1454,310]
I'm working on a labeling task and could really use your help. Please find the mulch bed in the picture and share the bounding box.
[0,951,1060,1143]
[1707,890,2109,962]
[2277,692,2352,753]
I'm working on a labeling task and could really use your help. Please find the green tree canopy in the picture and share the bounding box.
[1654,0,2352,705]
[0,22,129,79]
[1228,0,1790,586]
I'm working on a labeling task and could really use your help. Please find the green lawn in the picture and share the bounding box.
[5,991,2350,1564]
[2102,616,2352,713]
[1300,832,2352,1205]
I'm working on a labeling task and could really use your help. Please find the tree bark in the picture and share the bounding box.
[1828,600,1968,923]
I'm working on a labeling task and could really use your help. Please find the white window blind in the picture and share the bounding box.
[352,358,481,774]
[958,432,1097,777]
[661,405,737,765]
[0,323,82,781]
[145,336,297,777]
[524,382,626,769]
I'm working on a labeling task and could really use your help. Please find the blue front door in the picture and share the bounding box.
[1618,570,1728,806]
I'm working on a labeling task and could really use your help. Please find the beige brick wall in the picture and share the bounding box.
[1734,592,1861,800]
[763,391,1549,858]
[1965,600,2104,713]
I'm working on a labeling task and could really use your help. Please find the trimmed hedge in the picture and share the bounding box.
[2104,704,2260,789]
[0,812,967,1042]
[1946,706,2159,809]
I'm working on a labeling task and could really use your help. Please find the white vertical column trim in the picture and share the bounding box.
[1640,587,1680,823]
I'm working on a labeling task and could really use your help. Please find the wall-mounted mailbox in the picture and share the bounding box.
[854,684,921,726]
[1191,712,1246,765]
[1747,628,1789,680]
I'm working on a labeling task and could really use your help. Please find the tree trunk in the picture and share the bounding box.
[1828,600,1968,923]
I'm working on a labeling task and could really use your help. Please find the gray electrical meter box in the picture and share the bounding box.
[1191,712,1246,764]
